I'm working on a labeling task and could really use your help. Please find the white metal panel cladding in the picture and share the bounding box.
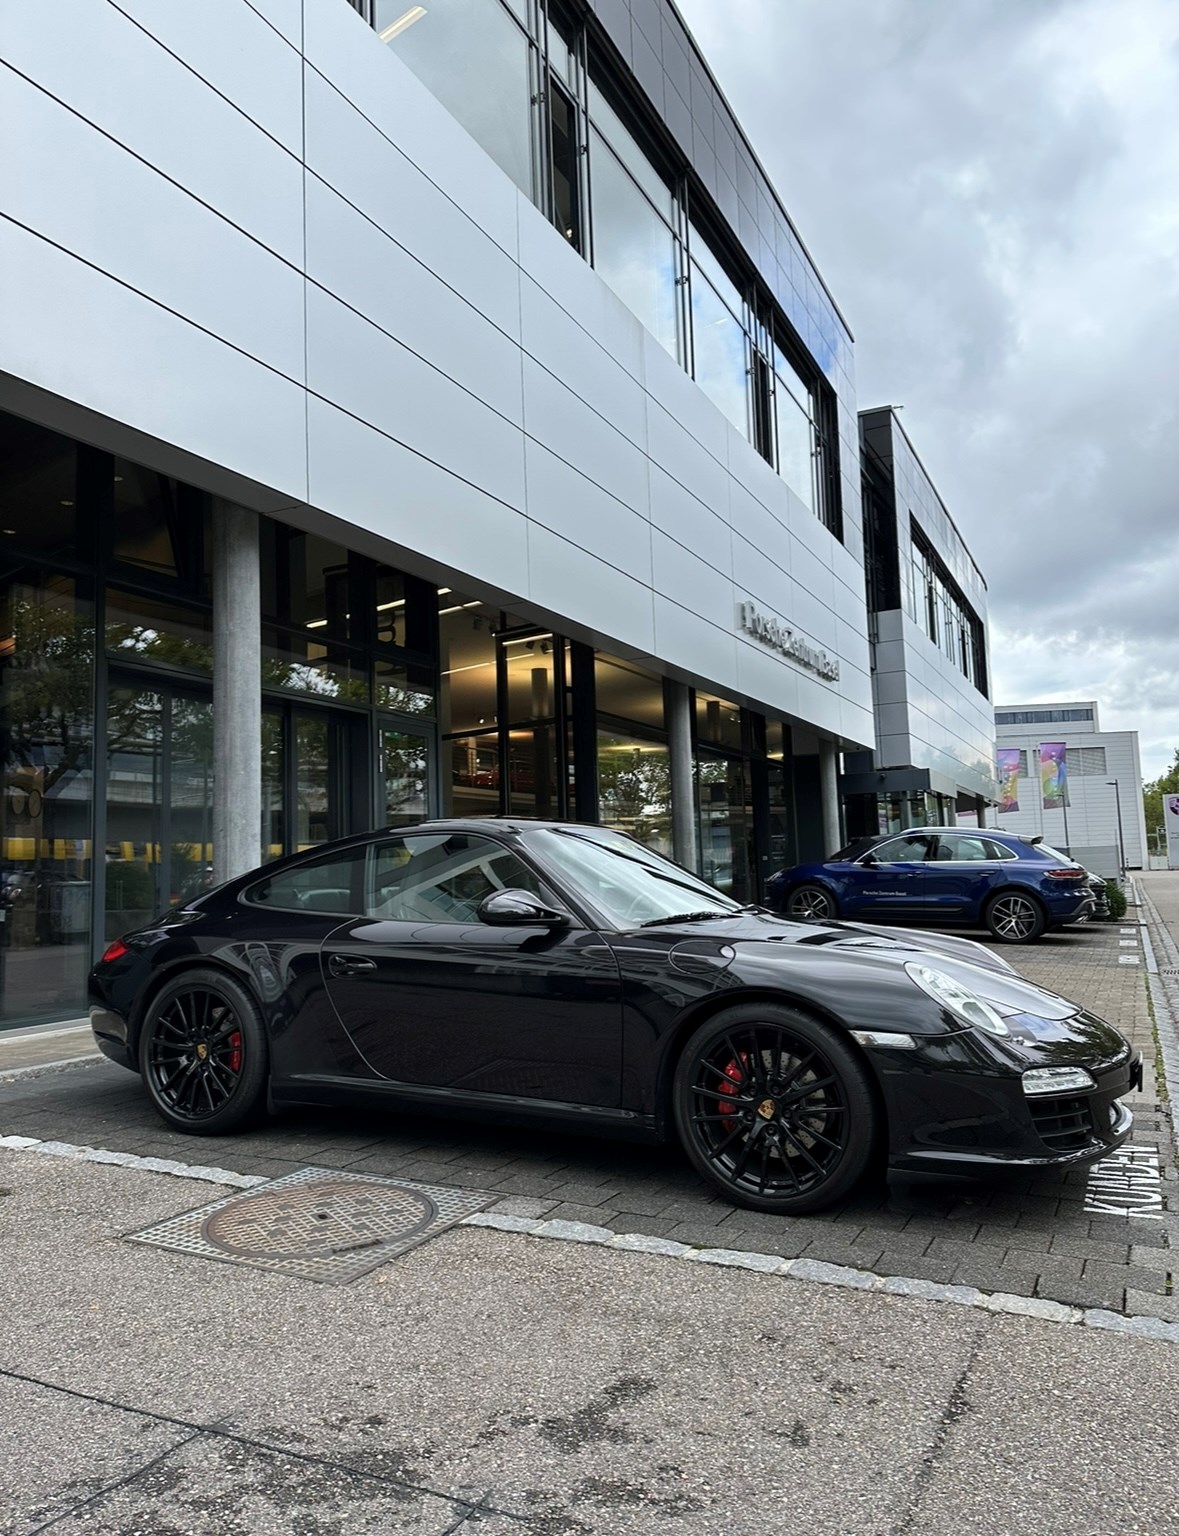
[0,0,873,744]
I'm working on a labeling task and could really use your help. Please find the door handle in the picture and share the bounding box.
[327,954,377,977]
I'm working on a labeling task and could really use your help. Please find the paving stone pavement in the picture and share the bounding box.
[2,917,1176,1318]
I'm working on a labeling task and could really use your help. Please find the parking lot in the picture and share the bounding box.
[3,901,1175,1321]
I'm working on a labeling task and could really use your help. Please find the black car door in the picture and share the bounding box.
[319,831,623,1107]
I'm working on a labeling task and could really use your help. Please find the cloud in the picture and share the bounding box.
[676,0,1179,779]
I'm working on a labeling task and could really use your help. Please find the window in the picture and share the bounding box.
[244,847,366,914]
[910,525,987,695]
[377,0,534,197]
[934,835,991,862]
[589,125,679,359]
[365,832,547,921]
[689,251,749,436]
[995,708,1093,725]
[873,834,934,863]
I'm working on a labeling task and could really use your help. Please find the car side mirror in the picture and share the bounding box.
[858,852,878,867]
[477,889,570,928]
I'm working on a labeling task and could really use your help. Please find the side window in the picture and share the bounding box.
[874,835,933,864]
[364,833,552,923]
[244,849,365,914]
[983,838,1018,862]
[938,836,989,862]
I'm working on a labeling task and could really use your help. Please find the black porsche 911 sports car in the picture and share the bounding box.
[89,820,1142,1215]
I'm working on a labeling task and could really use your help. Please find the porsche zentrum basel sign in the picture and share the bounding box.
[737,601,840,682]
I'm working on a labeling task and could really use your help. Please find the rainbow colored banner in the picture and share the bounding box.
[996,748,1021,813]
[1040,742,1070,811]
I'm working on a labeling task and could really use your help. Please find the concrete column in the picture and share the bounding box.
[818,739,842,857]
[212,501,261,884]
[977,798,987,828]
[666,681,698,872]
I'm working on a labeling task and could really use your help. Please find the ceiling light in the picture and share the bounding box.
[379,5,427,42]
[306,618,328,629]
[376,598,407,611]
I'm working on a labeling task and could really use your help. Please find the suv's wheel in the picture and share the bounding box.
[785,884,839,921]
[138,967,268,1134]
[673,1003,878,1214]
[985,890,1046,944]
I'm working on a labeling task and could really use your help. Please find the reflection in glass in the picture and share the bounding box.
[375,657,435,716]
[696,692,742,751]
[382,729,430,824]
[106,589,213,675]
[691,270,749,437]
[697,752,751,897]
[169,697,215,903]
[776,387,814,510]
[378,0,534,197]
[596,733,672,856]
[262,626,369,705]
[261,710,284,861]
[1,573,95,1023]
[295,716,331,850]
[595,654,664,729]
[105,685,163,939]
[590,132,679,358]
[507,726,557,817]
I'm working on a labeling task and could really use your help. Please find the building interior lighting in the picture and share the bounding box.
[439,601,481,615]
[379,6,427,43]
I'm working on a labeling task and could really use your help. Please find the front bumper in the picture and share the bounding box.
[874,1024,1141,1173]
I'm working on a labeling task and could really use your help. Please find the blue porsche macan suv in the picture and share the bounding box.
[766,829,1095,944]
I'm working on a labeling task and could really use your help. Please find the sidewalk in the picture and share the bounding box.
[3,1147,1179,1536]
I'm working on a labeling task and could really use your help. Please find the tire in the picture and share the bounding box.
[672,1002,878,1215]
[137,967,269,1135]
[984,890,1046,945]
[785,884,839,921]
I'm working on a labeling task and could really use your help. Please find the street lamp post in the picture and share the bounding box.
[1107,780,1126,878]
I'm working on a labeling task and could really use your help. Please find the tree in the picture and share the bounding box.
[1143,748,1179,850]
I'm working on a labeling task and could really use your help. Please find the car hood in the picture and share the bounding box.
[646,909,1014,973]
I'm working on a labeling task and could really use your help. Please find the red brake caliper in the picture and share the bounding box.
[227,1030,243,1075]
[717,1054,748,1126]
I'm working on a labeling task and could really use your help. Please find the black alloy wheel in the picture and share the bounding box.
[786,884,838,921]
[673,1003,877,1214]
[985,890,1046,945]
[138,967,268,1134]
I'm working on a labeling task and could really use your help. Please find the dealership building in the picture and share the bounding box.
[0,0,994,1029]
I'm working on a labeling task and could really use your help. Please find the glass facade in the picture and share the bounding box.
[376,0,843,538]
[0,406,830,1028]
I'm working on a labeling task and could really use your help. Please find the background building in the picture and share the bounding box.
[993,703,1147,873]
[841,407,996,836]
[0,0,874,1027]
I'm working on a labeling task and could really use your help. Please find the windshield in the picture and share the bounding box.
[523,825,742,928]
[829,837,879,862]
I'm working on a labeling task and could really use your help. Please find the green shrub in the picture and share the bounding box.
[1105,880,1128,921]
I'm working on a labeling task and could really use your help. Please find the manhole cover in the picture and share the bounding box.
[126,1168,492,1283]
[202,1179,437,1261]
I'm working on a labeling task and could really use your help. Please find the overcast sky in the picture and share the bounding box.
[675,0,1179,781]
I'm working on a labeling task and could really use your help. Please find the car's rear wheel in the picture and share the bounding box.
[138,967,268,1135]
[785,884,839,921]
[984,890,1046,945]
[673,1003,878,1214]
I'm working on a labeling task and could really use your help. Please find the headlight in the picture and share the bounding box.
[1022,1066,1095,1096]
[905,962,1010,1038]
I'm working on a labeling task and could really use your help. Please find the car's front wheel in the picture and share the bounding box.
[785,883,839,921]
[138,967,268,1134]
[673,1003,878,1214]
[984,890,1046,944]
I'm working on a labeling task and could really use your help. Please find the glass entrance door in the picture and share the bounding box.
[104,681,214,939]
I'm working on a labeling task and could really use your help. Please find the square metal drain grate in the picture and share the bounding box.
[126,1167,494,1283]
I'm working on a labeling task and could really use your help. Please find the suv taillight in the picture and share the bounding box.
[1044,869,1085,880]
